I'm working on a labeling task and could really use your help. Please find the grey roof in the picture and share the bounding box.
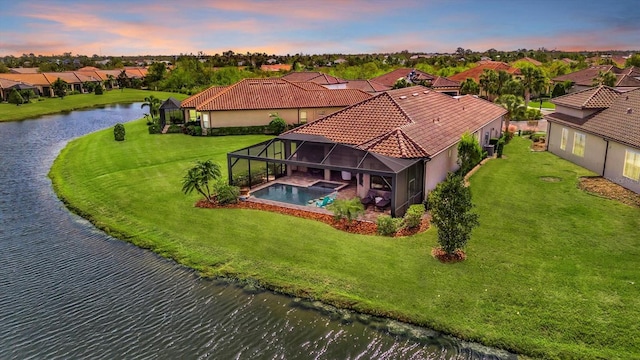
[547,87,640,149]
[159,97,182,110]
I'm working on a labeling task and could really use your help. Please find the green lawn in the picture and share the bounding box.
[528,100,555,109]
[49,122,640,360]
[0,89,188,122]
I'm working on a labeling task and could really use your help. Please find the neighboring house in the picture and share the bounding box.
[227,86,505,216]
[518,57,543,66]
[0,78,22,101]
[281,71,348,89]
[181,78,371,131]
[9,67,40,74]
[344,79,392,94]
[371,68,461,95]
[0,73,54,97]
[449,61,522,83]
[552,66,640,93]
[260,64,293,72]
[545,86,640,194]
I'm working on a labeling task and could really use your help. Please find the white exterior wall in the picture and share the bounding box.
[473,116,503,147]
[547,122,607,174]
[603,142,640,194]
[424,144,459,192]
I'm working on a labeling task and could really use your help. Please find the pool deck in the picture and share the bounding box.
[245,172,390,222]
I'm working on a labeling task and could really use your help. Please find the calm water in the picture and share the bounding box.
[0,104,516,359]
[252,183,335,206]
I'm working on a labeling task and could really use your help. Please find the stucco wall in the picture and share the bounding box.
[554,105,599,119]
[474,116,503,146]
[547,122,606,175]
[424,144,458,192]
[603,142,640,194]
[201,107,345,128]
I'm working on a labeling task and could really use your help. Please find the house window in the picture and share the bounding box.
[299,110,307,124]
[572,132,585,157]
[623,149,640,181]
[560,128,568,150]
[370,175,392,191]
[202,113,210,128]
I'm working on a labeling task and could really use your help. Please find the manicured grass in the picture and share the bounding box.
[49,122,640,359]
[0,89,188,122]
[528,100,555,109]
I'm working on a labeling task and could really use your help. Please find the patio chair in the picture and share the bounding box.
[360,189,377,206]
[375,191,391,210]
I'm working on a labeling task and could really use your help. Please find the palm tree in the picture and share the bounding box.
[181,160,222,203]
[495,70,512,96]
[479,69,498,100]
[496,94,526,134]
[592,71,617,87]
[51,77,68,99]
[141,95,162,119]
[519,66,546,107]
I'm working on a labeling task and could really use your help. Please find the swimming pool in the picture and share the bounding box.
[251,183,335,206]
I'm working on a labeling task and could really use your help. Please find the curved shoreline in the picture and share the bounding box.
[47,117,640,360]
[0,89,186,122]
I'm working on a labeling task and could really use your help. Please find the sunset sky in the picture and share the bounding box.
[1,0,638,57]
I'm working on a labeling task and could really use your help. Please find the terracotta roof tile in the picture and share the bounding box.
[194,78,371,111]
[547,88,640,148]
[281,71,346,85]
[552,65,616,86]
[288,86,506,159]
[344,79,392,93]
[449,62,521,82]
[181,85,227,108]
[0,73,51,86]
[552,86,620,109]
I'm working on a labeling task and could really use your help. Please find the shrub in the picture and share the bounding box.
[148,124,161,134]
[167,125,182,133]
[206,126,268,136]
[113,123,125,141]
[521,129,535,136]
[193,126,202,136]
[70,90,81,95]
[268,115,287,135]
[94,86,104,95]
[489,137,499,146]
[8,89,24,106]
[213,181,240,205]
[526,108,543,120]
[403,204,425,229]
[377,215,402,236]
[496,138,506,158]
[457,131,482,175]
[328,198,365,224]
[428,173,479,256]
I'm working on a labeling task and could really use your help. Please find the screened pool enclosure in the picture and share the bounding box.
[227,134,426,216]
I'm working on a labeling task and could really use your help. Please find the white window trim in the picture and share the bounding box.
[560,128,568,151]
[572,132,585,157]
[623,149,640,181]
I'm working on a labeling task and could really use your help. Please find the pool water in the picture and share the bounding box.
[251,183,334,206]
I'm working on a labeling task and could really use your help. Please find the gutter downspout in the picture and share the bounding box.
[545,119,551,151]
[602,139,610,176]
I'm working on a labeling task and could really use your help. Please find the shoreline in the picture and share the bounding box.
[46,116,640,359]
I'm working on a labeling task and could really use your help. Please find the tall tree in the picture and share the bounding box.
[460,78,479,95]
[519,66,546,107]
[479,69,498,100]
[428,173,479,256]
[496,94,526,133]
[141,95,162,118]
[625,54,640,67]
[592,71,617,87]
[181,160,222,203]
[51,77,68,98]
[495,70,512,95]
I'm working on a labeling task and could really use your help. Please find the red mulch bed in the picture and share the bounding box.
[578,176,640,208]
[431,248,467,263]
[196,200,429,237]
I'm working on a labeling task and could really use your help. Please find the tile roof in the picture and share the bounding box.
[615,74,640,87]
[281,71,347,85]
[0,78,22,89]
[551,86,621,109]
[194,78,371,111]
[0,73,51,86]
[344,79,392,93]
[9,68,39,74]
[520,57,543,66]
[288,86,506,159]
[181,85,228,108]
[43,72,82,84]
[290,81,329,91]
[546,88,640,149]
[552,65,618,86]
[449,61,521,82]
